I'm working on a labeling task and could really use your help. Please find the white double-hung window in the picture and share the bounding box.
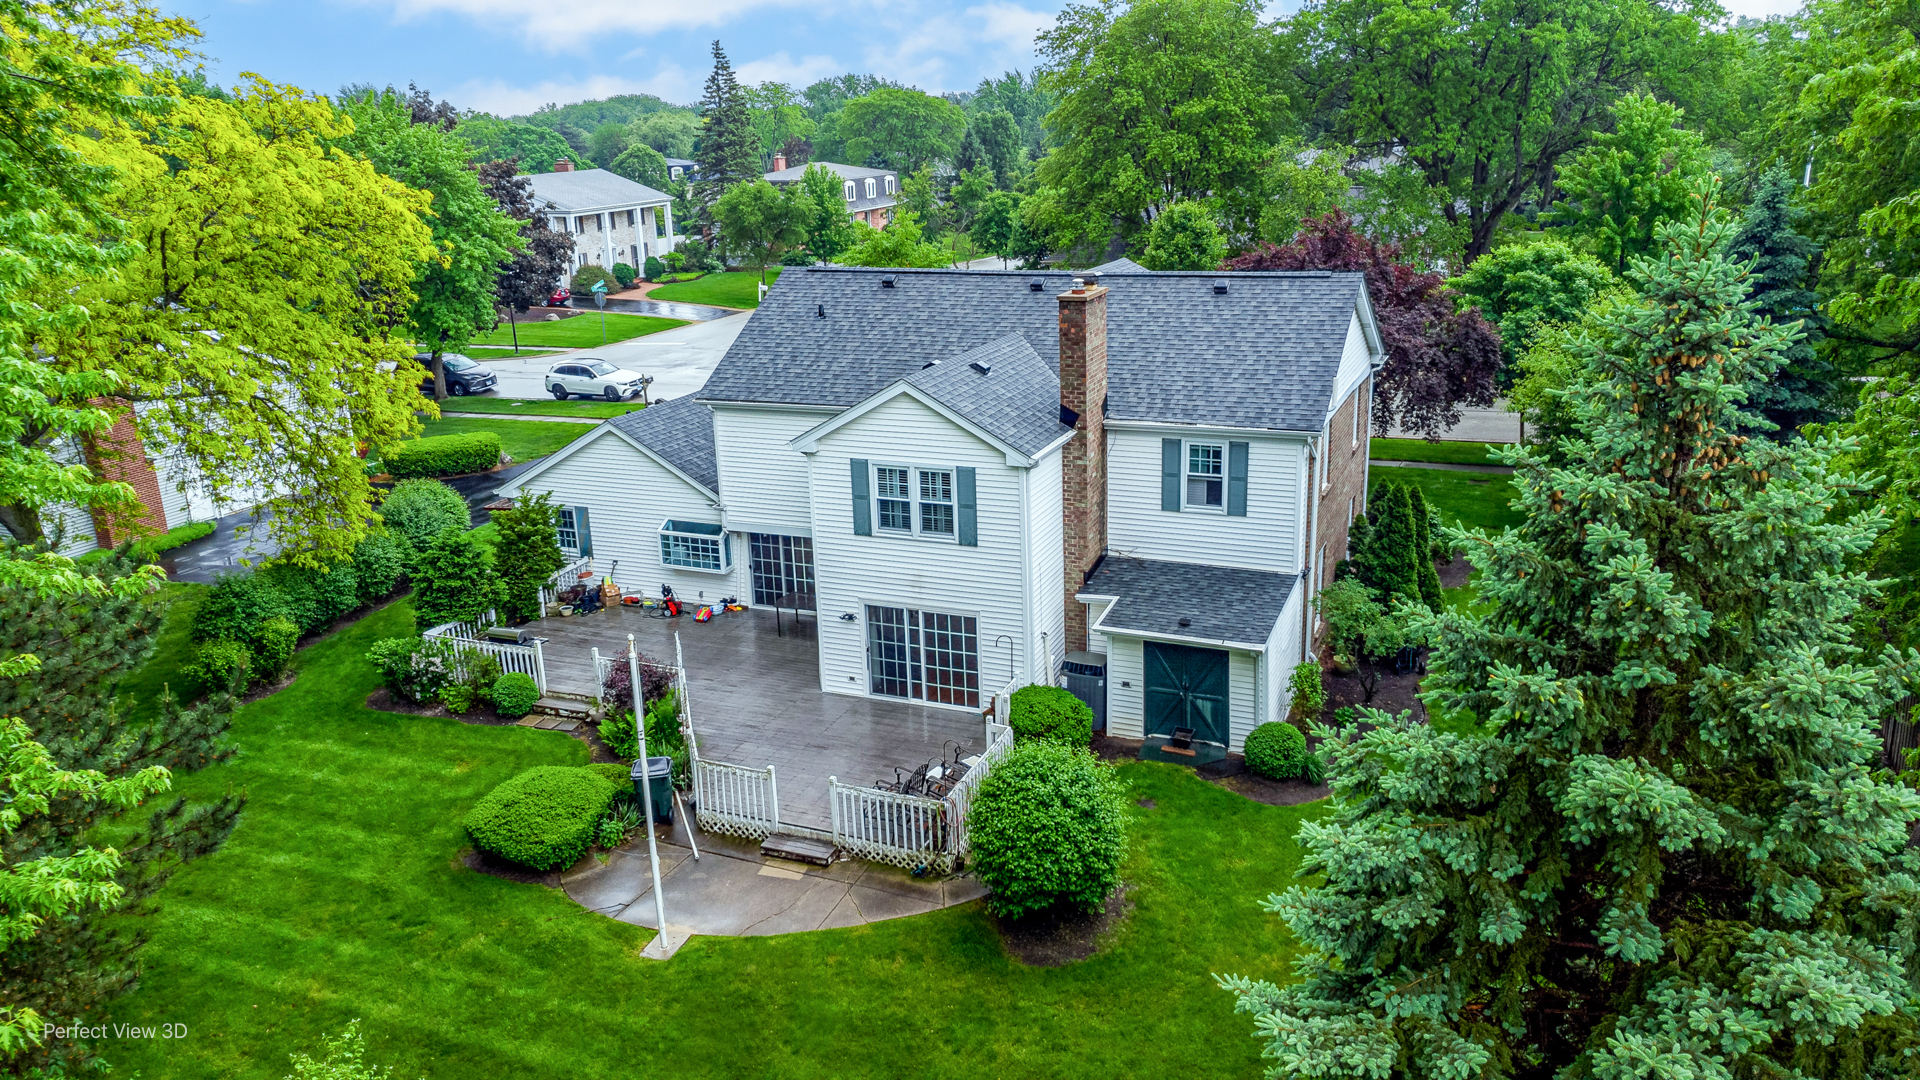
[874,465,956,539]
[659,519,731,572]
[864,177,877,198]
[844,180,858,201]
[1186,442,1224,509]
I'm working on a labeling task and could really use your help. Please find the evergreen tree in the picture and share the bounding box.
[0,552,240,1074]
[1406,484,1445,610]
[413,526,500,633]
[693,41,762,226]
[1224,186,1920,1080]
[493,493,565,625]
[1728,165,1834,438]
[1348,483,1423,610]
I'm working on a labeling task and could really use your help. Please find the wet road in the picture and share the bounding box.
[466,310,749,403]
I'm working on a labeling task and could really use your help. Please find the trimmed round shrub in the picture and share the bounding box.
[611,261,637,288]
[491,671,540,718]
[253,617,300,679]
[1244,721,1308,780]
[185,639,252,694]
[193,572,292,644]
[464,766,618,870]
[378,479,469,552]
[1008,685,1095,746]
[571,264,617,295]
[969,741,1128,918]
[383,432,502,479]
[351,527,410,606]
[584,762,632,787]
[642,255,664,281]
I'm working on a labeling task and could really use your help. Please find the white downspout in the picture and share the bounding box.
[1018,465,1034,687]
[1303,433,1320,663]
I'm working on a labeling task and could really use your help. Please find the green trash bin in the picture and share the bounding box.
[630,755,674,825]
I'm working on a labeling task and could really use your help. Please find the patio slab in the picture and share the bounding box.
[521,604,991,832]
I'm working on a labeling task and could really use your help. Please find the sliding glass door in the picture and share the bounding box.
[864,606,979,707]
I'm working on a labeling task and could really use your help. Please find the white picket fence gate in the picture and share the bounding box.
[422,609,547,691]
[540,555,595,611]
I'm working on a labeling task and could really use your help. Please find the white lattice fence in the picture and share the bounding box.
[946,721,1013,861]
[829,781,951,871]
[423,609,547,691]
[694,760,780,839]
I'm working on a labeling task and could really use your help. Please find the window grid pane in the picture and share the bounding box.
[749,534,815,609]
[867,606,911,698]
[1187,444,1224,507]
[557,508,579,551]
[920,503,955,535]
[661,532,722,570]
[1188,444,1222,476]
[918,612,979,706]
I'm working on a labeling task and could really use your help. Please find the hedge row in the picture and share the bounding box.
[384,432,501,479]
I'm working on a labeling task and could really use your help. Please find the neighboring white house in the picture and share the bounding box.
[500,265,1384,753]
[528,162,679,277]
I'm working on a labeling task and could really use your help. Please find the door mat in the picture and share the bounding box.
[1138,735,1227,768]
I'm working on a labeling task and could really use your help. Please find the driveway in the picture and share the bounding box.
[471,311,750,403]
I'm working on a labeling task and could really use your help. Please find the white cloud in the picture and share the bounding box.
[966,2,1053,51]
[450,72,694,116]
[735,51,846,89]
[378,0,819,51]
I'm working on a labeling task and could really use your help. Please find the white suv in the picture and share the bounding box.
[546,359,645,401]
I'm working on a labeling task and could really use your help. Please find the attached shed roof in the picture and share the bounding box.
[698,267,1372,434]
[606,395,718,493]
[527,168,671,212]
[900,334,1072,458]
[1080,556,1297,647]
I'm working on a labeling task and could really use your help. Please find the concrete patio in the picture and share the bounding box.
[520,603,991,832]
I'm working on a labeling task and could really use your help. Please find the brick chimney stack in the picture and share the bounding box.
[772,153,787,172]
[1058,281,1109,653]
[553,158,574,173]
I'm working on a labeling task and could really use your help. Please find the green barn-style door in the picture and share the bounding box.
[1143,642,1229,746]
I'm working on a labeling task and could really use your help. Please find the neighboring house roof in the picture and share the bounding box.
[607,395,719,493]
[527,169,671,212]
[1080,555,1297,648]
[765,161,898,214]
[901,334,1072,458]
[665,158,695,168]
[698,267,1377,434]
[1086,257,1150,275]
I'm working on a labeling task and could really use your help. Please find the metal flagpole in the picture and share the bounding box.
[628,634,669,954]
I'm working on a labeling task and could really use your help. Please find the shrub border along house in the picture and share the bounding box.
[383,432,503,479]
[1007,685,1095,746]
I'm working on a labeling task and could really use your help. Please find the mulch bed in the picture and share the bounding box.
[458,847,561,889]
[994,885,1134,967]
[1094,734,1332,806]
[240,670,299,704]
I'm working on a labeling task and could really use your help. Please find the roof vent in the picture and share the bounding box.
[816,304,826,318]
[1028,278,1044,292]
[921,360,939,369]
[969,361,992,376]
[1178,617,1193,628]
[1212,279,1229,294]
[880,274,896,288]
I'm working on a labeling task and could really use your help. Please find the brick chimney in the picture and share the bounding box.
[772,153,787,172]
[1058,281,1109,652]
[553,158,574,172]
[81,399,167,547]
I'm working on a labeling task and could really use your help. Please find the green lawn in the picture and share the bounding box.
[438,398,645,419]
[1369,438,1515,466]
[468,313,687,349]
[1372,464,1524,533]
[416,416,588,464]
[99,597,1325,1079]
[464,346,563,358]
[116,581,206,720]
[646,268,781,309]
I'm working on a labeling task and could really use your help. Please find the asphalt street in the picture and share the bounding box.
[467,311,751,404]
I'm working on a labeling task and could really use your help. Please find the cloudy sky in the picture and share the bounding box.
[166,0,1802,118]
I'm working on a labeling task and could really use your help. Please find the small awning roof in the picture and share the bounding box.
[1078,556,1297,649]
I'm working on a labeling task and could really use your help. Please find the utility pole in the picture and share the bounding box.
[628,634,672,958]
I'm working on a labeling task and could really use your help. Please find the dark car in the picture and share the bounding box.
[413,353,497,397]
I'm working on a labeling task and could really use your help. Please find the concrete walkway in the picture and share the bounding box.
[563,816,985,938]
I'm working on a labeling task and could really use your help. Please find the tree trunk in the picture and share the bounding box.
[0,503,45,545]
[431,347,447,401]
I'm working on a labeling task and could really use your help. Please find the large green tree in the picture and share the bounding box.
[1542,92,1713,273]
[1036,0,1284,247]
[627,109,700,159]
[798,162,858,261]
[693,41,761,224]
[1224,186,1920,1080]
[1138,200,1226,270]
[1728,165,1835,436]
[838,211,953,268]
[1449,238,1622,367]
[712,179,809,283]
[452,115,579,173]
[835,88,966,172]
[338,88,523,401]
[1286,0,1725,263]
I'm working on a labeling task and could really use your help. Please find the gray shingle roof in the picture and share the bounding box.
[901,334,1072,458]
[1086,257,1149,274]
[527,169,671,211]
[607,396,718,494]
[698,267,1368,433]
[765,161,897,213]
[1080,556,1297,646]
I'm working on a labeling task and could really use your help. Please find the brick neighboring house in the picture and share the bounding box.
[763,156,897,228]
[528,162,680,279]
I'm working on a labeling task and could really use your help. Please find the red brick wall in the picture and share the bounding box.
[82,400,167,547]
[1059,283,1109,651]
[1317,376,1370,589]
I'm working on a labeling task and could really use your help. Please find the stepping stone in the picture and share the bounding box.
[760,834,837,866]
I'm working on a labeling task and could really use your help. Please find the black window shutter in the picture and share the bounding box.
[1227,442,1249,516]
[850,459,871,535]
[1161,439,1181,512]
[956,467,977,546]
